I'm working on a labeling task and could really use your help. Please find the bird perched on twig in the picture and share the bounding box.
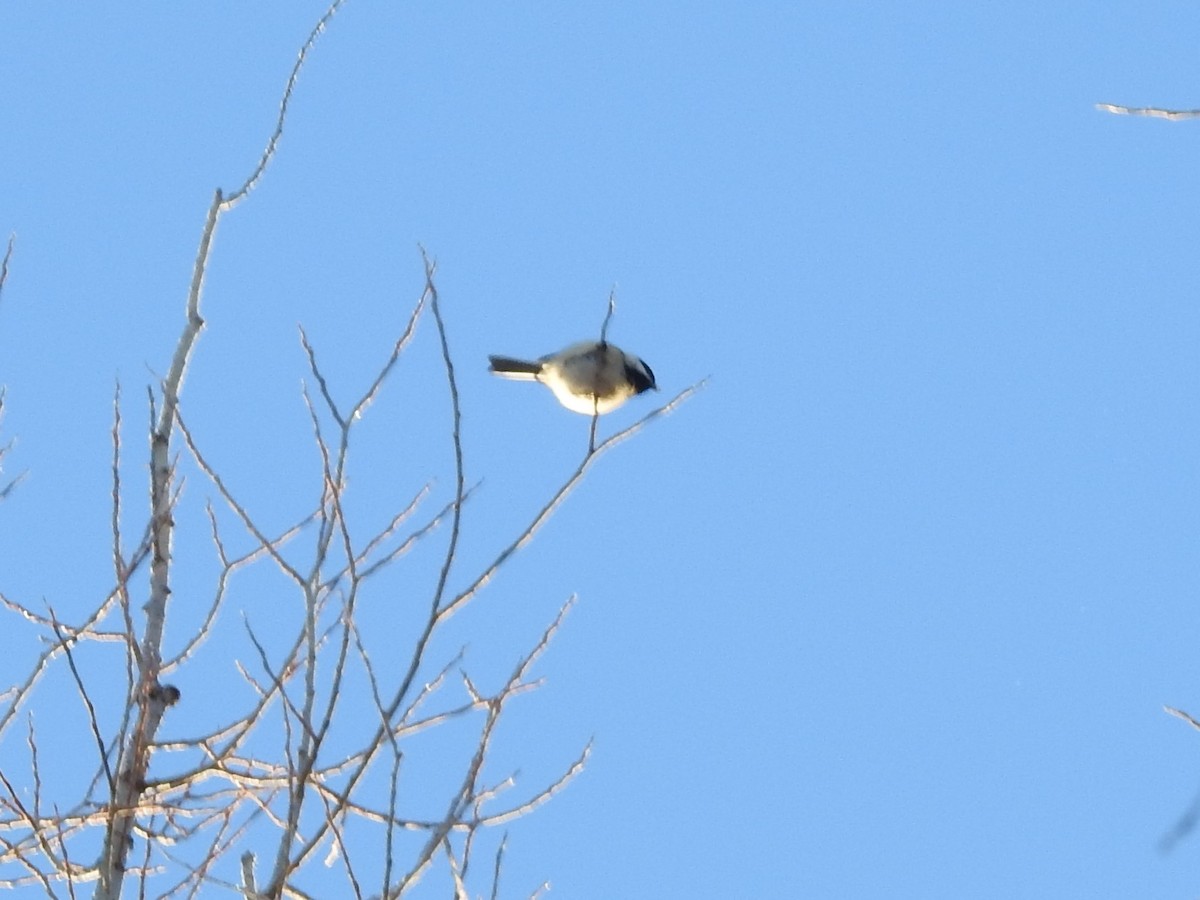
[488,340,657,415]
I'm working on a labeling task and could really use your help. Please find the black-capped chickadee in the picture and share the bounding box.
[488,340,657,415]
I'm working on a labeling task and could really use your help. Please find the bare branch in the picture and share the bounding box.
[424,246,467,620]
[240,851,257,898]
[1165,705,1200,731]
[174,408,308,588]
[223,0,349,207]
[489,833,507,900]
[47,609,115,792]
[0,386,26,501]
[599,289,616,343]
[0,589,126,739]
[346,282,428,423]
[0,233,13,304]
[161,502,319,674]
[477,741,591,829]
[1096,102,1200,120]
[0,238,24,500]
[262,248,456,895]
[439,379,706,621]
[590,290,619,452]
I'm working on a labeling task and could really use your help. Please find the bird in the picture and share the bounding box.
[488,340,657,415]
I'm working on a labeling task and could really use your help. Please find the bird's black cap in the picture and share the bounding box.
[628,361,657,394]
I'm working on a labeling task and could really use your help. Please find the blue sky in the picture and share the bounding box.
[4,3,1200,897]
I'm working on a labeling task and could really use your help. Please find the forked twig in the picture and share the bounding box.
[440,379,705,621]
[396,598,580,894]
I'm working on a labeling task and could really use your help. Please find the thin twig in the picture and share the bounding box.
[174,408,308,588]
[590,290,617,452]
[439,380,706,621]
[489,833,507,900]
[223,0,350,207]
[0,384,28,501]
[0,233,14,305]
[599,289,616,343]
[588,396,599,455]
[47,610,115,792]
[1096,102,1200,120]
[424,246,467,618]
[1165,705,1200,731]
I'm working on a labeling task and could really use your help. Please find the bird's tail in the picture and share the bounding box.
[488,355,542,379]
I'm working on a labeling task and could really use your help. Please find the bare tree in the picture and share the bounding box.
[0,5,699,897]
